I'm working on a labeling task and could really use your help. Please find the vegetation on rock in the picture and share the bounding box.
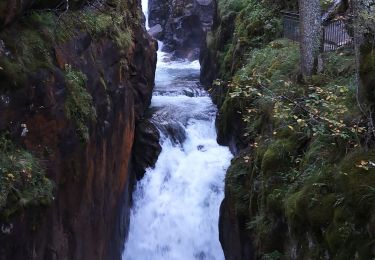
[0,133,53,220]
[64,65,96,142]
[206,0,375,258]
[0,0,139,222]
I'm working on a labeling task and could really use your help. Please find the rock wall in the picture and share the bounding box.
[0,0,158,259]
[202,0,375,259]
[148,0,215,60]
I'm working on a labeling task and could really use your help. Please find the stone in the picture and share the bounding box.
[132,120,161,180]
[148,0,215,59]
[196,0,213,6]
[0,1,157,259]
[148,24,164,39]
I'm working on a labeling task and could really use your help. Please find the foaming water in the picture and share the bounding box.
[142,0,149,29]
[123,3,232,258]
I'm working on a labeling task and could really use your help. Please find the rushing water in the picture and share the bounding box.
[122,2,232,260]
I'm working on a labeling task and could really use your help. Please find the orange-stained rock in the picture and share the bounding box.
[0,2,157,260]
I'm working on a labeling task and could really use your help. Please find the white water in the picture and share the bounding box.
[122,2,232,259]
[142,0,149,29]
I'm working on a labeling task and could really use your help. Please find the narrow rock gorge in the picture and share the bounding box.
[1,0,374,259]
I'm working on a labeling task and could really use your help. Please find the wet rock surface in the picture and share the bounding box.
[148,0,215,60]
[132,119,162,180]
[0,1,158,259]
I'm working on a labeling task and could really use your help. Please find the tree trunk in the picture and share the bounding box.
[298,0,322,77]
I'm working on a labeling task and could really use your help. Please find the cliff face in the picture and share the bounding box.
[0,1,158,259]
[148,0,215,60]
[202,0,375,259]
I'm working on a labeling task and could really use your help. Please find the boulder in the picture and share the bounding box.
[148,24,164,39]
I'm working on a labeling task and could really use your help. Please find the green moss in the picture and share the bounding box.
[0,134,53,219]
[335,151,375,212]
[211,1,375,258]
[226,153,253,215]
[324,51,356,78]
[0,25,54,88]
[262,250,283,260]
[206,31,215,50]
[214,1,283,80]
[218,0,248,15]
[359,46,375,102]
[320,0,335,11]
[217,95,240,141]
[234,39,300,87]
[64,65,96,143]
[302,136,342,167]
[114,26,133,50]
[261,137,300,176]
[0,3,136,89]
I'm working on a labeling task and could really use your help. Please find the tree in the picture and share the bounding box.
[298,0,322,77]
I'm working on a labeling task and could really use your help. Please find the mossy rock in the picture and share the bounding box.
[285,167,336,230]
[0,134,53,220]
[359,45,375,103]
[302,136,343,167]
[261,135,301,176]
[285,189,306,231]
[307,193,336,227]
[335,151,375,214]
[325,223,374,260]
[323,51,356,78]
[285,190,336,230]
[0,25,54,88]
[325,207,353,254]
[225,150,254,216]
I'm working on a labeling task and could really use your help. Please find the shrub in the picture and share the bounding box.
[0,134,53,219]
[64,65,96,142]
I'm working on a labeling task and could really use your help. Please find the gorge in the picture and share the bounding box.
[123,1,232,258]
[123,44,232,260]
[0,0,375,259]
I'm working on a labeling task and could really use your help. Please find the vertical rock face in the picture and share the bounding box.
[148,0,215,59]
[0,1,158,259]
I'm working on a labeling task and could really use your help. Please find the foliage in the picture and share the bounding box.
[227,40,361,142]
[0,133,53,219]
[0,23,54,87]
[214,0,282,80]
[113,22,133,50]
[0,1,136,89]
[64,65,96,142]
[210,0,375,258]
[218,0,249,15]
[263,251,283,260]
[320,0,335,11]
[215,36,375,257]
[357,6,375,36]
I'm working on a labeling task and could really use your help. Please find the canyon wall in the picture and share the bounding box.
[148,0,216,60]
[0,0,158,259]
[202,0,375,259]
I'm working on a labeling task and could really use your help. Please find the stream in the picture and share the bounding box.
[122,2,233,259]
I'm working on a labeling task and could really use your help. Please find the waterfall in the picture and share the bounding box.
[122,3,232,259]
[141,0,149,29]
